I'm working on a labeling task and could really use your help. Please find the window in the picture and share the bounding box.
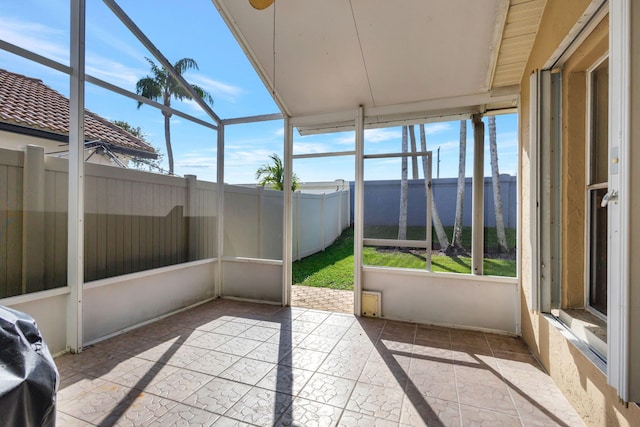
[586,57,609,317]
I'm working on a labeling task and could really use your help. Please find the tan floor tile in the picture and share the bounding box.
[143,368,213,401]
[147,402,219,426]
[182,377,251,414]
[460,404,523,426]
[400,392,461,427]
[53,299,587,427]
[114,393,178,426]
[298,372,356,407]
[346,382,404,422]
[338,410,398,426]
[218,358,275,385]
[275,397,343,426]
[56,411,93,427]
[185,350,241,376]
[256,365,314,395]
[225,387,292,427]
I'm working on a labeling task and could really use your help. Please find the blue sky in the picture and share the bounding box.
[0,0,517,184]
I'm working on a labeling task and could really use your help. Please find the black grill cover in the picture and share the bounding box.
[0,305,59,427]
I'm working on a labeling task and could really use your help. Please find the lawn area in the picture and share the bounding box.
[292,227,517,290]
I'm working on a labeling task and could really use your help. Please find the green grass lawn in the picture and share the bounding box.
[292,227,517,290]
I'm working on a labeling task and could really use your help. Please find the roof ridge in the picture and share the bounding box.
[0,68,44,84]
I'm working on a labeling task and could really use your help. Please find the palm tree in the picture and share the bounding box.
[489,116,508,252]
[135,57,213,175]
[419,124,449,251]
[451,119,467,253]
[256,153,299,191]
[398,126,409,240]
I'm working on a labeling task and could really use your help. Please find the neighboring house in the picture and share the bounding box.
[0,68,157,166]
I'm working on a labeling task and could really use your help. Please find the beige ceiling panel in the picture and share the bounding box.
[350,0,505,107]
[271,1,373,115]
[215,0,532,121]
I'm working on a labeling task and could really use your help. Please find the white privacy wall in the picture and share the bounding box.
[362,267,519,334]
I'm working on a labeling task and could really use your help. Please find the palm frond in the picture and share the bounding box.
[174,58,199,74]
[135,77,162,108]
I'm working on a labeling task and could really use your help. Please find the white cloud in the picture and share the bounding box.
[187,74,244,102]
[292,142,331,155]
[0,17,69,64]
[85,53,147,87]
[274,127,284,137]
[88,26,147,65]
[225,148,276,168]
[175,157,216,169]
[423,122,453,135]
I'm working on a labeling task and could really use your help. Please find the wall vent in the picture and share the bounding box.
[361,291,381,317]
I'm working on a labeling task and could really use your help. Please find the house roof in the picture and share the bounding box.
[212,0,545,133]
[0,68,157,158]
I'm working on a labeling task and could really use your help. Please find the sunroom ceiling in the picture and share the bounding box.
[212,0,544,129]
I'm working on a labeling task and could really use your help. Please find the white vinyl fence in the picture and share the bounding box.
[224,186,350,261]
[1,145,350,300]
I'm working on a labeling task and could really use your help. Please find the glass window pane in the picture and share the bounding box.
[590,59,609,185]
[483,114,517,277]
[589,188,608,315]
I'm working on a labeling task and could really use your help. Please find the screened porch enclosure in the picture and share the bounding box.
[0,0,523,357]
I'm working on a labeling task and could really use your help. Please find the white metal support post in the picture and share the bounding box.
[67,0,85,353]
[354,106,364,316]
[608,0,633,402]
[216,125,224,297]
[472,114,485,275]
[425,152,433,271]
[283,117,293,306]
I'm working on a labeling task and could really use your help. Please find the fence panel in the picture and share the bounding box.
[297,193,324,259]
[0,161,24,298]
[323,192,339,248]
[224,185,261,258]
[261,190,283,260]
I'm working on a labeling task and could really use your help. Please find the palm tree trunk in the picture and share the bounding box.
[420,124,449,251]
[398,126,408,241]
[489,116,508,252]
[163,112,174,175]
[452,119,466,250]
[409,125,419,179]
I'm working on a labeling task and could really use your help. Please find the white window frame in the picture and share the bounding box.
[584,53,609,322]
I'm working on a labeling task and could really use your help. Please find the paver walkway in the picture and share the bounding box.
[291,285,354,314]
[55,298,586,426]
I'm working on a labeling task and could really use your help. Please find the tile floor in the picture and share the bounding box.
[55,299,585,426]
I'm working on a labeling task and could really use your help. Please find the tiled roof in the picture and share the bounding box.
[0,68,156,155]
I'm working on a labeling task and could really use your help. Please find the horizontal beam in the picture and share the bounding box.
[85,75,218,131]
[363,238,429,249]
[221,113,283,125]
[293,90,519,135]
[292,150,355,159]
[0,40,72,74]
[364,151,431,160]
